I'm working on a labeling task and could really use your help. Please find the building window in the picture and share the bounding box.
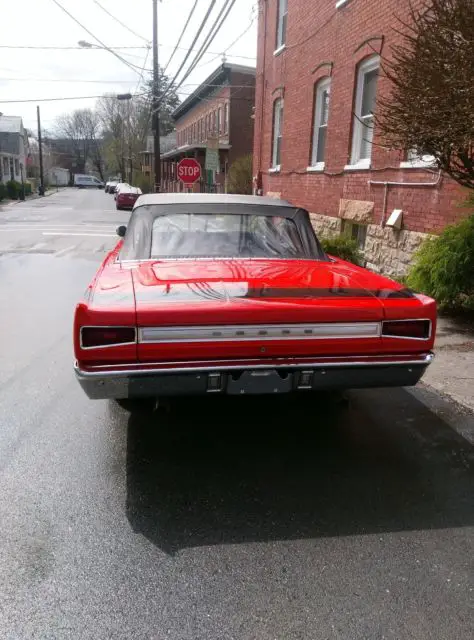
[310,77,331,168]
[14,159,19,176]
[218,107,222,134]
[342,220,367,250]
[276,0,288,50]
[350,56,380,167]
[224,103,229,133]
[205,115,209,137]
[271,97,284,169]
[2,157,8,175]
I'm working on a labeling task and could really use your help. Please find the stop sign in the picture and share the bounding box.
[177,158,201,184]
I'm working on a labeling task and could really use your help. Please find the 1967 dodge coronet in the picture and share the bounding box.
[74,193,436,402]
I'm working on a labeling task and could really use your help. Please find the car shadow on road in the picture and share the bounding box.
[124,388,474,555]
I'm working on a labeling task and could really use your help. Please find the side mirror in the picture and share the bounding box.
[116,225,127,238]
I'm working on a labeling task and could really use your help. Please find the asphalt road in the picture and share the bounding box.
[0,189,473,640]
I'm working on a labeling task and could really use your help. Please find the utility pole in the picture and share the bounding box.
[152,0,161,192]
[37,105,45,196]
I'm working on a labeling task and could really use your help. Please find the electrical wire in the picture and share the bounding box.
[0,92,148,104]
[158,0,217,103]
[0,78,140,84]
[193,2,257,71]
[49,0,147,77]
[0,44,255,60]
[163,0,200,74]
[0,45,150,50]
[173,0,238,93]
[92,0,150,44]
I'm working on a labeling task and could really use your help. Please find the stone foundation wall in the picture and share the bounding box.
[309,212,433,278]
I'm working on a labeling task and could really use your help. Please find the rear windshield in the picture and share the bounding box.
[149,213,306,259]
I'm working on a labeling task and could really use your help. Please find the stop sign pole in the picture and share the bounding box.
[177,158,202,189]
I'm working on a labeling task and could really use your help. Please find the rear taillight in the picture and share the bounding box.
[81,326,136,348]
[382,320,431,339]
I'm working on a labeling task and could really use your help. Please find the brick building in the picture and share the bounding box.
[252,0,468,276]
[160,63,255,191]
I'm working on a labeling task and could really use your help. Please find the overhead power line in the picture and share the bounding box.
[159,0,217,101]
[194,3,257,71]
[92,0,150,44]
[173,0,238,94]
[0,44,255,60]
[0,78,140,84]
[49,0,145,77]
[163,0,200,74]
[0,92,148,104]
[0,45,150,50]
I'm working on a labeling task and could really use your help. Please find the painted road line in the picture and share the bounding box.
[42,232,116,237]
[54,246,77,258]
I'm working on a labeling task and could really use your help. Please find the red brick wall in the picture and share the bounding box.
[228,71,256,165]
[175,85,231,147]
[253,0,468,234]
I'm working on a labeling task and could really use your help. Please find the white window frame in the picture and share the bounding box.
[348,56,380,170]
[275,0,288,52]
[271,97,284,171]
[309,77,331,171]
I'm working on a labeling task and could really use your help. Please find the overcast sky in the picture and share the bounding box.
[0,0,257,133]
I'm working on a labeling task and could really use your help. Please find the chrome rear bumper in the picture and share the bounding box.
[74,353,434,400]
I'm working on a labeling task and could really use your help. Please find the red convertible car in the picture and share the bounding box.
[74,194,436,403]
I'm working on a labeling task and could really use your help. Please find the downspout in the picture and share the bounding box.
[256,0,267,195]
[368,170,442,226]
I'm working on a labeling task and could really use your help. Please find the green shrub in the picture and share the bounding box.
[227,154,252,194]
[0,183,6,201]
[320,235,363,265]
[407,215,474,311]
[6,180,21,200]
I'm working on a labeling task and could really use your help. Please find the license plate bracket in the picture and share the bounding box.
[227,369,292,395]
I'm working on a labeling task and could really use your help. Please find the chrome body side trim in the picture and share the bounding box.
[138,322,382,344]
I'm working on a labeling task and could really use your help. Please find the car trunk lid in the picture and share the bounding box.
[132,258,394,362]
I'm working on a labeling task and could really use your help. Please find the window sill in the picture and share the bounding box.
[268,166,281,174]
[399,159,436,169]
[307,163,325,172]
[344,160,371,171]
[336,0,350,7]
[273,45,286,57]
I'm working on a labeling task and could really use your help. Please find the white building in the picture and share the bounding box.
[0,114,28,184]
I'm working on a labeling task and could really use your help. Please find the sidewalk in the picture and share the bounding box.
[423,315,474,412]
[0,188,64,211]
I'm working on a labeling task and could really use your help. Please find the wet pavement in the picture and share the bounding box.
[0,190,473,639]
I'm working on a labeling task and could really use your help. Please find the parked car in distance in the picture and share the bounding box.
[116,185,142,210]
[73,194,437,406]
[105,180,121,194]
[74,174,104,189]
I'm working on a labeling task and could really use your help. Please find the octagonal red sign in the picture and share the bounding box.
[177,158,202,184]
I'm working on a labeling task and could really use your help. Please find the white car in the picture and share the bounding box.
[106,180,119,194]
[114,183,130,200]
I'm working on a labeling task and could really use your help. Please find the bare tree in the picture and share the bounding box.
[377,0,474,189]
[55,108,104,178]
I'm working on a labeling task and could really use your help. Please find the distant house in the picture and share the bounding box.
[0,114,28,184]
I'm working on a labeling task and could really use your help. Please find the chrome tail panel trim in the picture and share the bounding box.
[138,322,382,344]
